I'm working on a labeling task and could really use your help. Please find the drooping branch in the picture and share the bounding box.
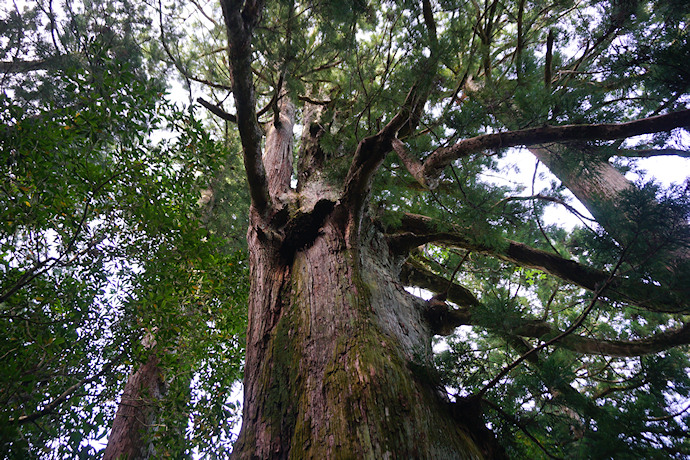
[385,212,688,313]
[421,109,690,187]
[220,0,271,216]
[402,258,690,356]
[9,355,121,425]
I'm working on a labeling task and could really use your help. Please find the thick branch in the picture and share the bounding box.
[401,258,479,308]
[422,110,690,186]
[512,320,690,357]
[197,97,237,123]
[0,58,63,73]
[392,138,427,186]
[340,2,442,236]
[220,0,271,216]
[386,213,688,313]
[263,94,294,199]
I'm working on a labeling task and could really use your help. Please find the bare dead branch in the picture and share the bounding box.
[196,97,237,123]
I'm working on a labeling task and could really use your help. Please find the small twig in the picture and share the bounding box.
[8,354,123,425]
[483,398,564,460]
[645,402,690,422]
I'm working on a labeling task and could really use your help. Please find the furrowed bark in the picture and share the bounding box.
[228,3,504,458]
[233,209,502,458]
[421,109,690,186]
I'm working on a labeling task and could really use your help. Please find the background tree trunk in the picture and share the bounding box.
[103,355,165,460]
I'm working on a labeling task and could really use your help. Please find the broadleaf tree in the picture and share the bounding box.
[1,1,248,457]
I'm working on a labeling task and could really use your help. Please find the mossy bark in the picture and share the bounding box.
[231,203,500,459]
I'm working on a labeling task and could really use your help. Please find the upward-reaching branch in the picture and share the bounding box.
[341,0,441,239]
[220,0,271,216]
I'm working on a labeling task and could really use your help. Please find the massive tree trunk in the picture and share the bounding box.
[232,200,499,458]
[229,90,500,457]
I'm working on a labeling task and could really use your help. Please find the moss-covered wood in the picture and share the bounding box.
[232,207,498,458]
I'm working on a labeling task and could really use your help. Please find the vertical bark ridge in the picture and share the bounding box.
[264,97,295,200]
[103,355,165,460]
[233,213,492,459]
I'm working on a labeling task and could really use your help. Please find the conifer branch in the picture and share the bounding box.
[422,109,690,187]
[220,0,271,216]
[341,1,441,236]
[391,138,427,187]
[483,399,564,460]
[613,148,690,158]
[385,212,688,313]
[510,320,690,357]
[402,254,690,355]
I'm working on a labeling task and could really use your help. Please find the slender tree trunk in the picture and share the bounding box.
[531,144,690,275]
[103,354,165,460]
